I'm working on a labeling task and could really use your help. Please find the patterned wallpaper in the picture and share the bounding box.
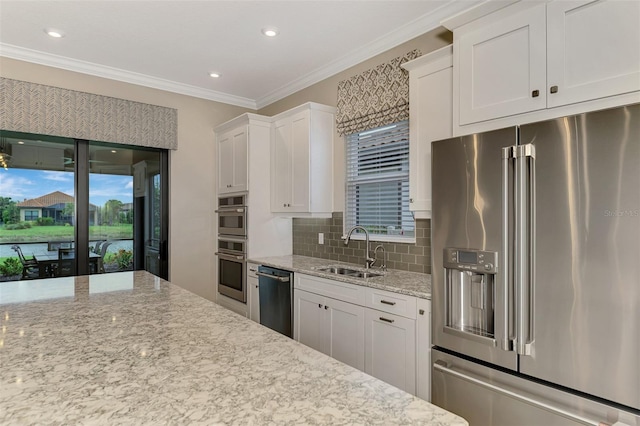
[293,212,432,274]
[0,77,178,150]
[336,50,421,136]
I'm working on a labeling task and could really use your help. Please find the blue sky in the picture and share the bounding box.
[0,169,133,207]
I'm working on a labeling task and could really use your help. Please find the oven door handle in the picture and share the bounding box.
[255,271,290,282]
[215,252,245,261]
[215,208,245,214]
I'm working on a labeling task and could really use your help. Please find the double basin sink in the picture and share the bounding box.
[315,266,382,279]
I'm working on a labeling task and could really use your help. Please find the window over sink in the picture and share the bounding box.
[344,120,414,242]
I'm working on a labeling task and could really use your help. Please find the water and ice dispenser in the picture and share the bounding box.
[443,248,498,344]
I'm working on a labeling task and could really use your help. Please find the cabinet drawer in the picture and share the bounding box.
[295,273,366,306]
[366,288,417,320]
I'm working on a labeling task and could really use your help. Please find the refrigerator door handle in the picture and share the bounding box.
[433,360,604,426]
[514,144,535,355]
[500,146,515,351]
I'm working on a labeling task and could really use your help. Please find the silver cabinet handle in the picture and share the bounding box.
[379,317,394,323]
[550,85,558,94]
[324,305,328,310]
[249,268,257,272]
[255,271,290,282]
[433,361,601,426]
[419,309,425,315]
[380,300,396,306]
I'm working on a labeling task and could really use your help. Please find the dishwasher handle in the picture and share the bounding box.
[256,271,290,282]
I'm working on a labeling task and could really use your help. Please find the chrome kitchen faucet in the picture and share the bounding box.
[343,226,375,270]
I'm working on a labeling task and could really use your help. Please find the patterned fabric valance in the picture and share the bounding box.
[336,50,421,136]
[0,78,178,150]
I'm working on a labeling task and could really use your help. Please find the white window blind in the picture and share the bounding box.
[345,120,414,241]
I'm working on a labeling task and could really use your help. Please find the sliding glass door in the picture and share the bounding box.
[0,130,168,281]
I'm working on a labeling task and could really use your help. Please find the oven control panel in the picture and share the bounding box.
[443,248,498,273]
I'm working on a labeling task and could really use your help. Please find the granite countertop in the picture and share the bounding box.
[0,271,464,425]
[249,255,432,299]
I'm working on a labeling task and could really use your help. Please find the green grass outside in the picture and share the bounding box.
[0,224,133,243]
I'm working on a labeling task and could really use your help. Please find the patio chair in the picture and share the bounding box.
[11,245,39,279]
[93,240,105,254]
[55,248,75,277]
[98,241,112,273]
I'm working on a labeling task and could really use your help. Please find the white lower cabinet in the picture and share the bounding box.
[294,288,365,370]
[247,263,260,323]
[294,273,430,398]
[364,309,416,394]
[416,298,431,401]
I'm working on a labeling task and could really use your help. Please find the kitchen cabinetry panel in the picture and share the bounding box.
[365,309,416,394]
[293,273,424,395]
[546,0,640,108]
[217,126,248,194]
[402,46,453,219]
[458,3,547,125]
[416,298,431,401]
[448,0,640,134]
[294,289,326,353]
[247,263,260,323]
[270,103,334,217]
[326,297,365,370]
[294,287,365,371]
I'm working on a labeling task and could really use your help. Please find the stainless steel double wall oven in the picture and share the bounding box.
[215,194,247,303]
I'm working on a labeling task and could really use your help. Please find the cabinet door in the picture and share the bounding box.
[294,289,326,354]
[247,271,260,323]
[409,54,452,217]
[289,112,310,212]
[230,128,248,192]
[217,128,248,194]
[217,131,234,193]
[271,118,293,211]
[458,3,547,124]
[546,0,640,108]
[415,299,431,401]
[365,309,416,394]
[325,297,365,370]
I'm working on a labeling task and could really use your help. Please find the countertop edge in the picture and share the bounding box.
[248,255,431,300]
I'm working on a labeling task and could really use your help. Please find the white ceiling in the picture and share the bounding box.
[0,1,477,109]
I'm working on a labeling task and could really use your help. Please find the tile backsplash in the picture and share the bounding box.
[292,212,431,274]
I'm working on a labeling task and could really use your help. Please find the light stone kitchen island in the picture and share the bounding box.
[0,271,466,425]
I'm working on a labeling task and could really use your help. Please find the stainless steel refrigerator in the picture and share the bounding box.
[431,104,639,425]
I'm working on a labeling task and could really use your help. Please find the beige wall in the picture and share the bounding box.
[0,57,249,301]
[258,27,452,211]
[0,26,450,299]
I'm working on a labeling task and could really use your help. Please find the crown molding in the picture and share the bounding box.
[0,1,480,110]
[0,43,257,109]
[254,0,482,109]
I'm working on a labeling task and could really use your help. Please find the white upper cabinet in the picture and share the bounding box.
[546,0,640,108]
[402,45,454,219]
[217,126,248,194]
[457,3,547,125]
[270,103,335,217]
[447,0,640,134]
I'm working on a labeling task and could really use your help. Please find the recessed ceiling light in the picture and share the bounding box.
[209,72,221,78]
[111,150,117,153]
[17,141,24,144]
[44,28,65,38]
[261,27,279,37]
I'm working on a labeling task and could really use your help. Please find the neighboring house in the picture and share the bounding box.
[17,191,98,225]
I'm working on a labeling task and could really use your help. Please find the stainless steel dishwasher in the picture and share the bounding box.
[256,266,293,338]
